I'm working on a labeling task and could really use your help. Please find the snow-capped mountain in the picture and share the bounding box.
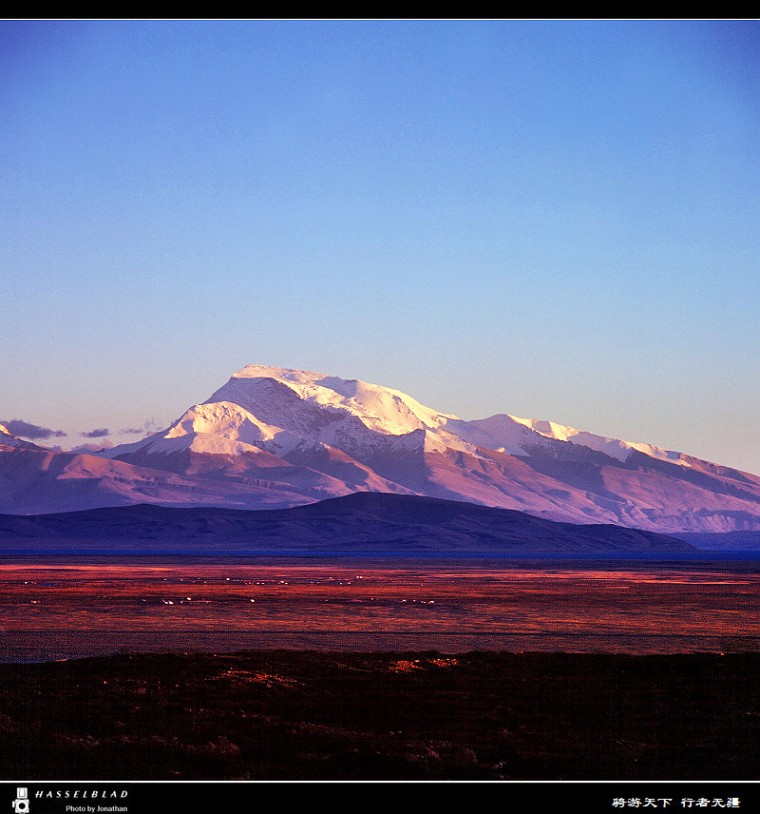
[3,364,760,532]
[103,364,693,464]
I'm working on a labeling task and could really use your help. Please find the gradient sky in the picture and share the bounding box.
[2,19,759,472]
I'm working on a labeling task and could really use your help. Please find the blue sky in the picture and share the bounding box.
[2,20,759,472]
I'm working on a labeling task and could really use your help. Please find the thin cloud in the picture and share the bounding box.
[69,440,114,452]
[79,428,110,439]
[1,419,67,440]
[120,418,163,437]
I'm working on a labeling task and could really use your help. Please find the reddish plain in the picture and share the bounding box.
[0,560,758,661]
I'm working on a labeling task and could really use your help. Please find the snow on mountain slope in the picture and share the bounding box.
[119,363,758,464]
[108,364,680,470]
[200,364,470,459]
[209,364,456,436]
[204,366,719,469]
[508,416,691,467]
[106,402,302,458]
[441,413,551,456]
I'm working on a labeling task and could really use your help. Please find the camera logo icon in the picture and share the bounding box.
[11,788,29,814]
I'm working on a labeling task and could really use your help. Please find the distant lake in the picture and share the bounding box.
[0,559,758,662]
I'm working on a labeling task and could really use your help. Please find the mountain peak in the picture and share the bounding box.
[231,364,328,384]
[210,364,458,439]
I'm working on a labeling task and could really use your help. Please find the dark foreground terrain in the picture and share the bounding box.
[0,650,757,780]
